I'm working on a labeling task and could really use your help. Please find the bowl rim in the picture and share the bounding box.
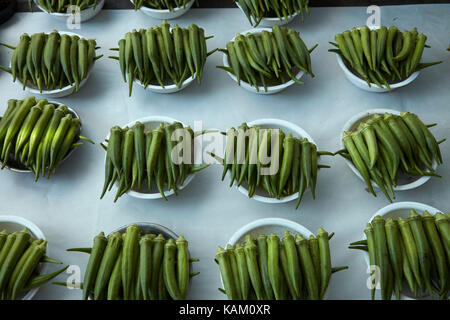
[227,217,314,246]
[235,2,298,22]
[34,0,105,16]
[133,0,194,13]
[336,54,420,91]
[13,31,94,95]
[104,115,196,200]
[340,108,436,191]
[223,28,304,93]
[0,215,47,300]
[227,118,316,204]
[0,101,82,173]
[135,74,196,92]
[361,201,442,300]
[110,222,179,239]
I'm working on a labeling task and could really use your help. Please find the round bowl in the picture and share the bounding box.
[227,218,314,246]
[223,28,304,95]
[105,116,198,200]
[0,0,16,25]
[0,102,81,173]
[133,0,194,20]
[135,75,196,94]
[236,3,297,28]
[362,202,442,300]
[112,222,179,239]
[34,0,104,22]
[225,118,315,204]
[13,31,95,98]
[0,215,46,300]
[224,218,330,299]
[336,54,420,93]
[340,108,437,191]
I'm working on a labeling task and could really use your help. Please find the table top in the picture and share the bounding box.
[0,5,449,300]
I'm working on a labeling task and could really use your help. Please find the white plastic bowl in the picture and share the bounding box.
[135,76,196,94]
[224,218,331,299]
[132,0,194,20]
[341,108,437,191]
[0,102,81,173]
[14,31,94,98]
[236,3,297,28]
[223,28,304,94]
[34,0,104,22]
[227,218,314,246]
[336,54,420,93]
[225,118,315,204]
[362,202,442,300]
[0,215,46,300]
[105,116,199,200]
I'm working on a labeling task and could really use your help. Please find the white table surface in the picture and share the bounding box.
[0,5,449,300]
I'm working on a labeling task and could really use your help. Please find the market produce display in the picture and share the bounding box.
[216,229,347,300]
[0,31,102,93]
[131,0,194,11]
[218,25,316,92]
[31,0,100,13]
[109,21,215,96]
[349,211,450,300]
[235,0,310,26]
[337,112,445,202]
[0,228,68,300]
[67,225,196,300]
[0,97,93,180]
[329,26,442,90]
[212,123,332,209]
[101,121,209,202]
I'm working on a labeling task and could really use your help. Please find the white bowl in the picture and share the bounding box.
[34,0,104,22]
[224,217,330,299]
[223,28,304,95]
[226,118,315,204]
[135,76,196,94]
[336,54,420,93]
[133,0,194,20]
[105,116,199,200]
[0,215,47,300]
[236,3,297,28]
[0,102,82,173]
[362,202,442,300]
[227,218,314,246]
[340,108,437,191]
[14,31,94,98]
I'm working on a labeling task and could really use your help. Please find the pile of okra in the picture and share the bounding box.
[235,0,310,26]
[218,25,316,92]
[0,228,68,300]
[216,229,347,300]
[330,26,441,89]
[350,211,450,300]
[31,0,100,13]
[101,121,209,202]
[131,0,194,11]
[0,31,101,93]
[110,21,215,96]
[0,97,93,181]
[68,225,194,300]
[338,112,444,202]
[219,123,332,209]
